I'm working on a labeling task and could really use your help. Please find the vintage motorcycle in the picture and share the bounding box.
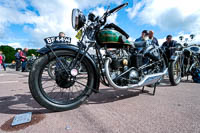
[29,3,169,111]
[169,35,200,82]
[163,42,183,86]
[181,42,200,79]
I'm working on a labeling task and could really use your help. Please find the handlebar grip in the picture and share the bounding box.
[108,3,128,14]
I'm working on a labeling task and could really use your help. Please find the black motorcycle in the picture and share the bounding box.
[26,57,37,71]
[181,43,200,79]
[29,3,168,111]
[163,43,183,86]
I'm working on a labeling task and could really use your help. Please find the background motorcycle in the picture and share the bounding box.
[26,57,37,71]
[29,3,168,111]
[166,44,183,86]
[179,35,200,80]
[161,39,183,86]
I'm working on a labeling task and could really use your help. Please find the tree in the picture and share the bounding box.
[16,48,22,51]
[27,49,38,56]
[0,45,16,63]
[0,45,39,63]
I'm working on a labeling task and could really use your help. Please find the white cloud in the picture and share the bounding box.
[92,7,118,24]
[128,37,135,42]
[126,0,145,19]
[127,0,200,44]
[158,33,200,46]
[28,0,79,47]
[0,42,22,49]
[75,0,123,9]
[0,0,123,48]
[127,0,200,32]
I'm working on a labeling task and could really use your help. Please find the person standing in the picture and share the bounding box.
[135,30,149,42]
[20,48,28,72]
[0,51,6,71]
[15,50,21,71]
[0,51,3,71]
[161,35,178,60]
[148,30,159,46]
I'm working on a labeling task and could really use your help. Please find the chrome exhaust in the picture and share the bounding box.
[104,58,168,90]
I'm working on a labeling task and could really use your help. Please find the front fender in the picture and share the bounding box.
[37,43,100,93]
[37,43,79,55]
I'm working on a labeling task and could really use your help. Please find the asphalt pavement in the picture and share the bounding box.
[0,70,200,133]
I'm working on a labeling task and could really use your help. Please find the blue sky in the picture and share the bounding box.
[0,0,199,48]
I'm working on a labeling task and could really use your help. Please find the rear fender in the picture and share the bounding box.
[37,43,100,93]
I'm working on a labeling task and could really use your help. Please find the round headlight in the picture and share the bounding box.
[72,9,86,31]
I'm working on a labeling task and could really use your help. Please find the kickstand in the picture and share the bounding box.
[152,83,157,96]
[141,83,157,95]
[141,86,145,93]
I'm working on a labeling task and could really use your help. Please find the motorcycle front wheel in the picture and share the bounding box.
[47,60,56,80]
[29,50,95,111]
[168,58,182,86]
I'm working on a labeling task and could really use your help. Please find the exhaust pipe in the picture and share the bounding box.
[105,58,168,90]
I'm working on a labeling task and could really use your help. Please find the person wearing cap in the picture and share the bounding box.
[161,35,178,60]
[149,30,159,46]
[135,30,149,42]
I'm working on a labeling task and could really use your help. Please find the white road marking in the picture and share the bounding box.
[0,74,18,76]
[0,81,19,84]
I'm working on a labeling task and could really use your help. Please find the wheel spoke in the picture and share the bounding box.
[39,55,90,104]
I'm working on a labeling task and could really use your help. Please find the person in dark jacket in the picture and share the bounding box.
[149,30,159,46]
[135,30,149,42]
[20,48,28,72]
[161,35,178,60]
[15,50,21,71]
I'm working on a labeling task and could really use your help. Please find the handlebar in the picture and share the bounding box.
[108,3,128,14]
[99,3,128,26]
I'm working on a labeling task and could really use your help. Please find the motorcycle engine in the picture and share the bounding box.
[107,49,139,85]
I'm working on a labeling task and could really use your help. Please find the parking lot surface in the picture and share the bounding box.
[0,70,200,133]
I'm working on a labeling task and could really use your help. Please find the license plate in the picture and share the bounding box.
[75,29,83,40]
[11,112,32,126]
[44,36,71,44]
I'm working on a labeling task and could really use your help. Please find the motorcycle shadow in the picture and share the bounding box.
[0,94,50,115]
[158,78,172,87]
[87,87,152,104]
[180,76,193,83]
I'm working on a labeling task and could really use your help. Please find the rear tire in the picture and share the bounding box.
[29,50,95,111]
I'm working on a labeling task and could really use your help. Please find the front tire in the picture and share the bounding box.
[169,58,182,86]
[29,50,95,111]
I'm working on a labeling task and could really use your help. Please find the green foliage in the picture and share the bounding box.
[16,48,22,51]
[0,45,16,63]
[0,45,38,63]
[27,49,38,56]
